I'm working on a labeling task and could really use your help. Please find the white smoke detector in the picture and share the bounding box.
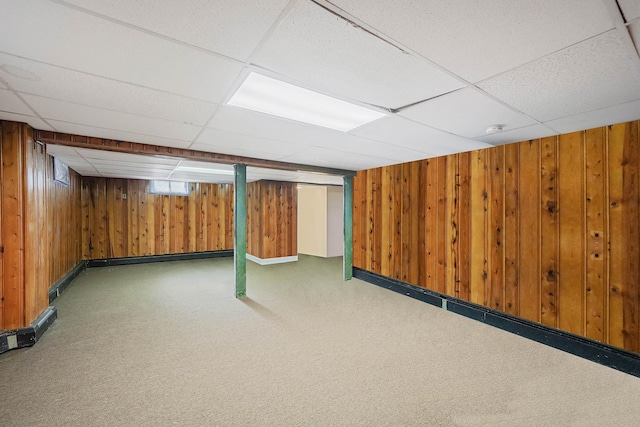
[485,124,504,134]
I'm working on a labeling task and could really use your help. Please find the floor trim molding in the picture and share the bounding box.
[86,250,234,268]
[0,307,57,354]
[353,267,640,378]
[49,261,87,304]
[246,254,298,265]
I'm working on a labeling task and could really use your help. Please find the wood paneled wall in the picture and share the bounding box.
[47,156,82,289]
[1,121,83,330]
[353,121,640,354]
[1,122,25,330]
[247,180,297,259]
[23,129,49,325]
[81,178,234,259]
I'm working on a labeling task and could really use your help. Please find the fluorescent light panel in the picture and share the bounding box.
[227,73,386,131]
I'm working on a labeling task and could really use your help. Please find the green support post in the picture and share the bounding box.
[234,164,247,298]
[343,175,353,281]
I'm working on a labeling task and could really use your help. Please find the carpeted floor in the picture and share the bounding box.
[1,255,639,426]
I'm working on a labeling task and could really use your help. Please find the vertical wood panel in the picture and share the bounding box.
[557,131,585,336]
[188,183,197,253]
[372,169,382,274]
[518,140,541,323]
[540,136,559,328]
[425,159,438,288]
[392,165,403,281]
[353,171,365,269]
[436,157,447,293]
[1,123,25,329]
[608,122,640,351]
[129,180,139,256]
[622,121,640,352]
[409,161,420,285]
[458,152,471,301]
[504,143,519,315]
[489,147,505,311]
[381,166,392,277]
[418,160,428,288]
[585,128,607,342]
[145,182,155,256]
[470,149,488,305]
[445,155,458,296]
[364,170,374,271]
[401,162,419,284]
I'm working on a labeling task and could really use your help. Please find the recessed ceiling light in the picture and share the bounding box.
[176,166,234,175]
[485,124,504,134]
[227,72,386,131]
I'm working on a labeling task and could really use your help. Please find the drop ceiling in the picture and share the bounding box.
[1,0,640,185]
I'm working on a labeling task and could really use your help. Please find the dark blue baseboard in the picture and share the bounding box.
[86,249,234,268]
[353,267,640,378]
[49,261,87,304]
[0,307,57,354]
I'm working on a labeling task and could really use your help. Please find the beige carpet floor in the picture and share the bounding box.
[1,255,639,426]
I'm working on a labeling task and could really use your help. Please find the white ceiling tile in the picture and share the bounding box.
[0,111,54,131]
[90,160,176,173]
[0,0,243,102]
[292,173,343,186]
[191,143,284,161]
[45,144,82,157]
[209,106,338,146]
[314,132,428,163]
[246,167,343,184]
[351,115,491,156]
[23,95,201,141]
[100,170,170,179]
[398,87,538,138]
[0,53,217,126]
[545,99,640,134]
[178,160,234,172]
[96,165,170,174]
[46,145,97,173]
[280,146,394,171]
[169,172,234,184]
[618,0,640,21]
[72,147,181,166]
[475,124,557,146]
[252,0,464,109]
[68,167,97,176]
[478,30,640,122]
[60,0,290,62]
[46,121,192,149]
[248,166,291,176]
[0,88,33,115]
[630,19,640,47]
[329,0,613,82]
[195,128,306,158]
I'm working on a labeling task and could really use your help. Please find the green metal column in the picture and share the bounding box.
[343,175,353,281]
[234,164,247,298]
